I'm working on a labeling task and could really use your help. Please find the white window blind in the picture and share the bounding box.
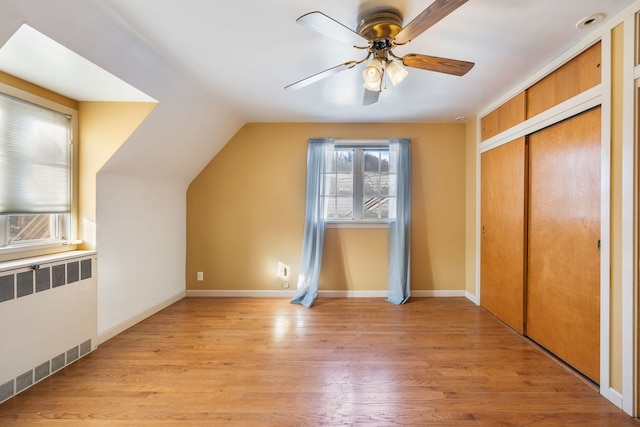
[0,92,71,214]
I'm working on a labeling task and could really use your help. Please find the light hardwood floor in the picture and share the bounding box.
[0,297,637,426]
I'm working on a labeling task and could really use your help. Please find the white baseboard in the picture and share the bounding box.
[320,290,388,297]
[602,387,624,410]
[465,290,480,305]
[186,289,467,298]
[186,289,297,297]
[413,290,466,298]
[97,290,186,345]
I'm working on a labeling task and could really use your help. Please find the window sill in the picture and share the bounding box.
[0,240,83,263]
[0,248,95,273]
[326,221,388,229]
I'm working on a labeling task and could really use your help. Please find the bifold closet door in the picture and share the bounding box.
[527,107,601,383]
[480,137,526,334]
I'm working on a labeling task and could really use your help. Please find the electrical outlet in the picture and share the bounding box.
[197,272,203,281]
[283,282,289,289]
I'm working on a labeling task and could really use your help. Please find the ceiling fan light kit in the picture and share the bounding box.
[362,58,384,91]
[285,0,474,105]
[386,61,409,86]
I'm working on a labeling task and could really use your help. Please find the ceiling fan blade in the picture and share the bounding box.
[363,89,380,106]
[394,0,468,45]
[402,53,474,76]
[297,11,369,46]
[285,62,357,91]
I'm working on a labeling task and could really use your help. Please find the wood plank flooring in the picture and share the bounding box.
[0,297,637,426]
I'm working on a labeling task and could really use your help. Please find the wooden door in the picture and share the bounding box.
[527,107,601,383]
[481,137,526,333]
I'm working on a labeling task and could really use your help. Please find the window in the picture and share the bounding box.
[0,88,75,252]
[322,142,396,222]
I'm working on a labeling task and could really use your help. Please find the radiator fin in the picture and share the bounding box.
[16,271,33,298]
[35,267,51,293]
[80,339,92,357]
[67,261,79,284]
[0,380,13,402]
[34,361,50,383]
[15,370,33,393]
[51,264,65,288]
[51,353,66,373]
[0,275,13,302]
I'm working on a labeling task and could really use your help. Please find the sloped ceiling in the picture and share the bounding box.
[0,0,244,183]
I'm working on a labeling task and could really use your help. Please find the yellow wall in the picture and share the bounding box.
[186,122,467,292]
[77,101,157,248]
[465,118,478,297]
[0,71,77,110]
[321,228,388,290]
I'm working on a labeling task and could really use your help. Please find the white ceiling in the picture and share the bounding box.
[0,0,634,123]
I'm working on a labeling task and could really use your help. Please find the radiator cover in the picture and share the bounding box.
[0,251,97,403]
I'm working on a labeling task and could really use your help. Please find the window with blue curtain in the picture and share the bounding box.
[292,138,411,307]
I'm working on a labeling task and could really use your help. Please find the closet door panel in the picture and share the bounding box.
[480,92,527,141]
[526,42,601,118]
[527,107,601,383]
[480,137,526,333]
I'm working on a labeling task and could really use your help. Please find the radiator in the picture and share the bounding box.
[0,250,97,404]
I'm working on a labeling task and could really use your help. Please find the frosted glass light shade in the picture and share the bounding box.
[362,58,383,91]
[386,61,408,86]
[362,58,382,82]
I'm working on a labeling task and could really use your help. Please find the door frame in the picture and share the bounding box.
[623,11,638,417]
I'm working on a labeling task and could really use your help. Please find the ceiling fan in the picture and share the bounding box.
[285,0,474,105]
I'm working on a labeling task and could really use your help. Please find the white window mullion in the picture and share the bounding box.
[354,148,364,220]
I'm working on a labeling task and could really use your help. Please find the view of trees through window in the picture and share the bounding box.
[323,147,395,221]
[363,149,391,219]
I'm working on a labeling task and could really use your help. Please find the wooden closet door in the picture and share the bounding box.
[481,137,526,333]
[527,107,601,383]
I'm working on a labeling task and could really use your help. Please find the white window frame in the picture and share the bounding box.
[326,139,391,229]
[0,82,79,262]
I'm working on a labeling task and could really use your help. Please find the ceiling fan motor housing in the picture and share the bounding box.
[356,10,403,44]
